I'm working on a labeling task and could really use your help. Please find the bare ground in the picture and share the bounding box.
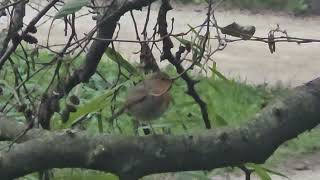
[212,151,320,180]
[4,2,319,87]
[2,2,320,179]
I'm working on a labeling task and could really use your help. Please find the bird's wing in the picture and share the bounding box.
[147,79,172,96]
[125,84,147,106]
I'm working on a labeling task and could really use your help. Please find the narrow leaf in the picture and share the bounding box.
[262,167,291,179]
[187,24,201,37]
[105,48,139,75]
[54,0,89,19]
[206,80,223,95]
[209,67,230,83]
[246,163,272,180]
[62,83,127,128]
[215,113,228,126]
[175,37,202,50]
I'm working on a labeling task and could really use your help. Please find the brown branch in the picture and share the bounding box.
[37,0,159,129]
[0,0,27,11]
[1,77,320,179]
[0,0,26,62]
[157,0,211,129]
[0,0,60,70]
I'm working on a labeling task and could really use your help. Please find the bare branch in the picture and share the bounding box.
[37,0,159,129]
[0,0,59,70]
[157,0,211,129]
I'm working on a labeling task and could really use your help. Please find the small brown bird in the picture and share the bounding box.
[109,72,172,125]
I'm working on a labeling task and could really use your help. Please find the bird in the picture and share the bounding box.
[108,71,172,132]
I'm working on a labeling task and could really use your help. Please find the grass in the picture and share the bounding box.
[267,128,320,165]
[223,0,308,11]
[175,0,310,15]
[2,50,319,180]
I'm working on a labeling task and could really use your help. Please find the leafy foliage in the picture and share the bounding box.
[105,48,140,76]
[226,0,311,14]
[0,49,316,179]
[1,0,319,178]
[177,0,310,14]
[1,41,318,180]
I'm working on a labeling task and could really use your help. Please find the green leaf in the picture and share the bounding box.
[209,67,230,83]
[105,47,139,75]
[215,113,228,126]
[187,24,201,37]
[175,37,192,46]
[175,37,202,51]
[97,111,104,133]
[175,36,205,65]
[246,163,290,179]
[0,80,21,104]
[261,166,291,179]
[206,80,223,95]
[139,123,173,129]
[210,61,217,80]
[176,101,196,108]
[23,174,39,180]
[246,163,272,180]
[61,82,127,128]
[192,48,199,62]
[207,100,228,127]
[54,0,89,19]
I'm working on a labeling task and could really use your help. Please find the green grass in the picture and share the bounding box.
[2,50,319,180]
[267,128,320,165]
[223,0,308,12]
[175,0,309,14]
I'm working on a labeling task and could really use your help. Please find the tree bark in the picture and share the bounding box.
[0,77,320,179]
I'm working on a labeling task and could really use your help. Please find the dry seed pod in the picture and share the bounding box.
[23,34,38,44]
[69,95,80,105]
[268,33,276,54]
[27,25,37,34]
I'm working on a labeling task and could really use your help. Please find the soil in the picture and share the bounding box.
[2,2,319,86]
[212,151,320,180]
[14,2,320,86]
[1,1,320,179]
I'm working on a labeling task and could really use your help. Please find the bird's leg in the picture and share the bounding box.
[146,120,157,135]
[139,122,151,135]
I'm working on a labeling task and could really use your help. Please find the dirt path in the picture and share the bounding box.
[212,151,320,180]
[5,2,319,86]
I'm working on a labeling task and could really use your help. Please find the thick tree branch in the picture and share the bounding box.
[37,0,158,129]
[0,116,46,143]
[1,77,320,179]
